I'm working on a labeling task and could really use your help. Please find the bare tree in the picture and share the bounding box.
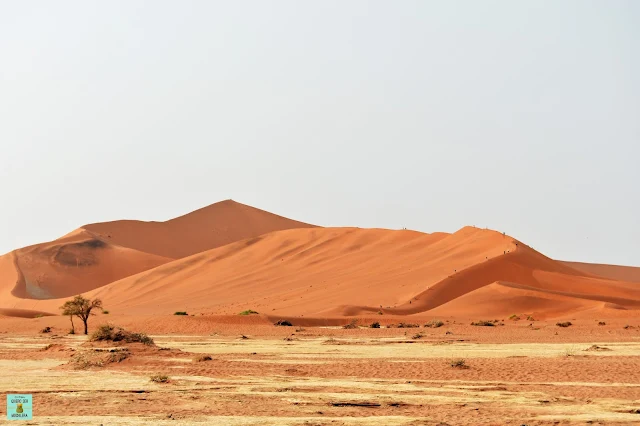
[60,295,103,335]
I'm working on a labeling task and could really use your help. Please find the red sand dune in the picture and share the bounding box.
[0,201,637,320]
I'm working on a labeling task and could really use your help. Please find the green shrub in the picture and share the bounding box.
[238,310,259,315]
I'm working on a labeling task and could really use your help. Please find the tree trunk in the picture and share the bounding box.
[69,315,75,333]
[83,318,88,335]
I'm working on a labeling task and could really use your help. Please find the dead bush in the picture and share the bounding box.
[471,320,495,327]
[424,320,444,328]
[150,374,169,383]
[450,359,468,369]
[91,324,154,346]
[194,355,213,362]
[343,320,358,329]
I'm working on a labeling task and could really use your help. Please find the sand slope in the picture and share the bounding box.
[561,261,640,283]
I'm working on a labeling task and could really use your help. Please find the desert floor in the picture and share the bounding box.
[1,316,640,425]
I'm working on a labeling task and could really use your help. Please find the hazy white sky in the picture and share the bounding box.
[1,1,638,265]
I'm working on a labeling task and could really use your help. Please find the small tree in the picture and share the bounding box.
[60,295,103,335]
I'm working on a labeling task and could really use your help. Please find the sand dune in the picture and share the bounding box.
[0,201,637,320]
[69,226,637,319]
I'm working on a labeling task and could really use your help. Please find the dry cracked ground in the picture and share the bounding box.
[1,322,640,425]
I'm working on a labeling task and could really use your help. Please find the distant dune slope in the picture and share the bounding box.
[83,199,317,259]
[560,261,640,283]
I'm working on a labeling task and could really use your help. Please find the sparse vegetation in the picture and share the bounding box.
[412,332,423,340]
[424,319,444,328]
[150,374,169,383]
[343,319,358,329]
[194,355,213,362]
[102,310,109,315]
[396,322,419,328]
[174,311,188,316]
[274,320,293,326]
[526,315,535,321]
[60,295,103,335]
[509,314,520,321]
[585,345,612,352]
[471,320,495,327]
[239,310,259,315]
[34,314,44,318]
[556,322,572,328]
[68,348,129,369]
[370,322,381,329]
[40,326,52,334]
[450,359,468,369]
[90,324,154,346]
[598,321,606,326]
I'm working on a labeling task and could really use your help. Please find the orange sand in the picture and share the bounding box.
[0,200,638,322]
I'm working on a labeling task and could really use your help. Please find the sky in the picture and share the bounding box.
[0,1,638,265]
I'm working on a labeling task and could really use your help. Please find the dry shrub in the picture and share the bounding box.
[274,320,292,327]
[450,359,468,369]
[425,320,444,328]
[40,326,52,334]
[194,355,213,362]
[396,322,419,328]
[370,322,381,328]
[68,348,129,369]
[343,319,358,329]
[150,374,169,383]
[471,320,495,327]
[556,322,572,328]
[91,324,154,346]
